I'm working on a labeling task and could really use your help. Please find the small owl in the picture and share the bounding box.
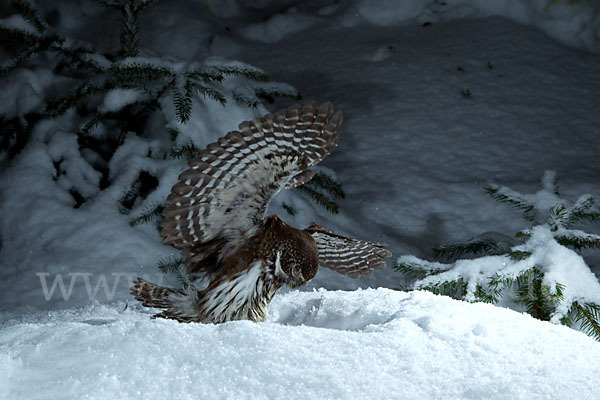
[131,102,391,323]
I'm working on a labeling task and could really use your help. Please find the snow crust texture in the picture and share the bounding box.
[1,289,599,400]
[236,0,600,52]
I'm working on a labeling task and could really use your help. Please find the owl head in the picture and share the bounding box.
[265,215,319,289]
[281,230,319,289]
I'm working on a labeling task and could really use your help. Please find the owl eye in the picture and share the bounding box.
[290,263,300,276]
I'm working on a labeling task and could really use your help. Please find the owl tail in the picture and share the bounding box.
[130,278,200,323]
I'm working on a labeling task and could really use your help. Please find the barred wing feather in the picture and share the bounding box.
[306,223,392,278]
[160,102,343,271]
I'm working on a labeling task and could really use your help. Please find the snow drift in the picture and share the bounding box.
[1,289,599,400]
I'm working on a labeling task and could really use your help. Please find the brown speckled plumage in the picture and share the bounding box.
[130,102,391,323]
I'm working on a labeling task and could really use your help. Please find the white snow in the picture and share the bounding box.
[212,0,600,52]
[1,1,600,398]
[522,226,600,319]
[0,15,39,34]
[354,0,600,52]
[0,68,55,118]
[398,171,600,319]
[2,289,600,400]
[242,12,319,43]
[401,225,600,316]
[356,0,424,26]
[99,88,147,113]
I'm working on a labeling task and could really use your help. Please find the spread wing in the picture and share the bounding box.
[161,102,343,273]
[306,223,392,278]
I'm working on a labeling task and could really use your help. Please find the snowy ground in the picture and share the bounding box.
[2,289,600,400]
[1,0,600,398]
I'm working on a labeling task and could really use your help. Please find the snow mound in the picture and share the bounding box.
[99,88,148,113]
[1,289,599,400]
[232,0,600,52]
[242,12,319,43]
[350,0,600,53]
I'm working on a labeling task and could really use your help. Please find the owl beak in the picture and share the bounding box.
[287,278,305,289]
[286,266,307,289]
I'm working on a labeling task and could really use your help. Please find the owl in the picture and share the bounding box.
[130,102,391,323]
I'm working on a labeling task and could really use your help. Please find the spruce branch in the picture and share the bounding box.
[550,195,599,229]
[53,44,107,74]
[294,172,344,214]
[173,82,193,123]
[393,261,447,279]
[154,76,177,99]
[110,63,174,85]
[233,90,260,108]
[189,81,227,105]
[177,272,201,290]
[185,68,226,83]
[515,230,532,239]
[157,256,199,290]
[12,0,47,33]
[0,45,36,76]
[0,2,101,76]
[573,302,600,341]
[546,282,565,303]
[433,239,502,262]
[514,267,562,321]
[81,112,108,134]
[555,232,600,250]
[309,173,345,199]
[215,65,269,82]
[506,250,531,261]
[184,63,268,84]
[167,127,180,141]
[298,185,339,213]
[119,185,139,213]
[398,172,600,340]
[169,143,200,160]
[488,273,517,292]
[80,97,156,135]
[485,185,536,222]
[133,0,165,13]
[421,279,466,298]
[0,25,40,44]
[97,0,165,58]
[119,171,158,213]
[282,202,296,216]
[474,283,502,303]
[157,256,184,274]
[129,204,164,226]
[0,28,64,76]
[254,85,301,103]
[45,81,116,117]
[120,1,140,57]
